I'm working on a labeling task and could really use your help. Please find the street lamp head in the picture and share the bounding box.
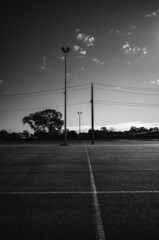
[61,47,70,53]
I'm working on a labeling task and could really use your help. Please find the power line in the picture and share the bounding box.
[0,88,64,98]
[95,86,159,97]
[68,83,90,89]
[68,86,89,92]
[0,102,90,113]
[0,106,65,112]
[0,91,64,99]
[1,82,159,99]
[68,101,89,106]
[0,83,90,99]
[95,100,159,107]
[94,82,159,92]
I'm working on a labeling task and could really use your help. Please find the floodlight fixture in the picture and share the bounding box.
[61,47,70,53]
[77,112,82,134]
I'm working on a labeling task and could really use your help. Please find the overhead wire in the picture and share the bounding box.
[95,100,159,107]
[0,83,90,99]
[94,82,159,92]
[1,81,159,112]
[95,86,159,97]
[0,102,90,112]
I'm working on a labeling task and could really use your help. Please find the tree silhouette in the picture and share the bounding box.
[22,109,64,137]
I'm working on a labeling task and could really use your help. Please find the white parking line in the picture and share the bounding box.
[0,169,90,172]
[85,143,106,240]
[0,190,159,195]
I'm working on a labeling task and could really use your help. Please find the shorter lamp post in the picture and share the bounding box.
[77,112,82,134]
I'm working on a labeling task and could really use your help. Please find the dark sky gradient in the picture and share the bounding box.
[1,1,159,132]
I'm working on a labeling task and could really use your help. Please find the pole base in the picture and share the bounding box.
[60,143,70,146]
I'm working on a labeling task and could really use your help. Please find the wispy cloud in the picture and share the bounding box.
[149,79,159,86]
[68,122,159,132]
[76,30,95,47]
[131,25,136,30]
[122,41,148,60]
[91,58,105,65]
[41,56,52,71]
[75,28,80,33]
[110,29,121,35]
[73,45,87,58]
[144,11,159,18]
[111,26,137,37]
[0,80,3,84]
[73,45,80,52]
[57,56,65,61]
[106,122,159,131]
[126,26,137,36]
[115,86,122,90]
[122,42,130,49]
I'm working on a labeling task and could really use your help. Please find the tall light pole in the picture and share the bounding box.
[77,112,82,134]
[61,47,70,146]
[91,82,94,145]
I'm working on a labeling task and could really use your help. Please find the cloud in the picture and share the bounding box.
[122,42,148,60]
[115,86,122,90]
[41,56,49,71]
[140,47,148,59]
[68,122,159,132]
[85,36,95,47]
[75,28,80,33]
[76,30,95,47]
[110,29,120,35]
[142,79,159,87]
[149,79,159,86]
[144,11,159,18]
[77,33,84,41]
[79,49,87,57]
[107,122,159,131]
[57,56,65,61]
[91,58,105,65]
[73,45,87,58]
[73,45,80,52]
[41,56,52,71]
[131,25,136,29]
[122,42,130,49]
[127,32,133,36]
[68,125,91,132]
[0,80,3,84]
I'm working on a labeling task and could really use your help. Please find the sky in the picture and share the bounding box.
[1,0,159,133]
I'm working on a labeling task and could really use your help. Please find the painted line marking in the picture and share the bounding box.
[85,143,106,240]
[1,168,159,172]
[0,190,159,195]
[0,169,90,172]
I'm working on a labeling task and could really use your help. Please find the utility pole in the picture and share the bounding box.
[61,47,70,146]
[91,82,94,145]
[77,112,82,134]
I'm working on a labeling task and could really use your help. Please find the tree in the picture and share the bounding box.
[22,130,30,138]
[129,126,139,133]
[22,109,64,137]
[0,130,10,140]
[100,127,108,132]
[138,127,148,133]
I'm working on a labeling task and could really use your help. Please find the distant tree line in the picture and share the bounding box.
[0,109,159,141]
